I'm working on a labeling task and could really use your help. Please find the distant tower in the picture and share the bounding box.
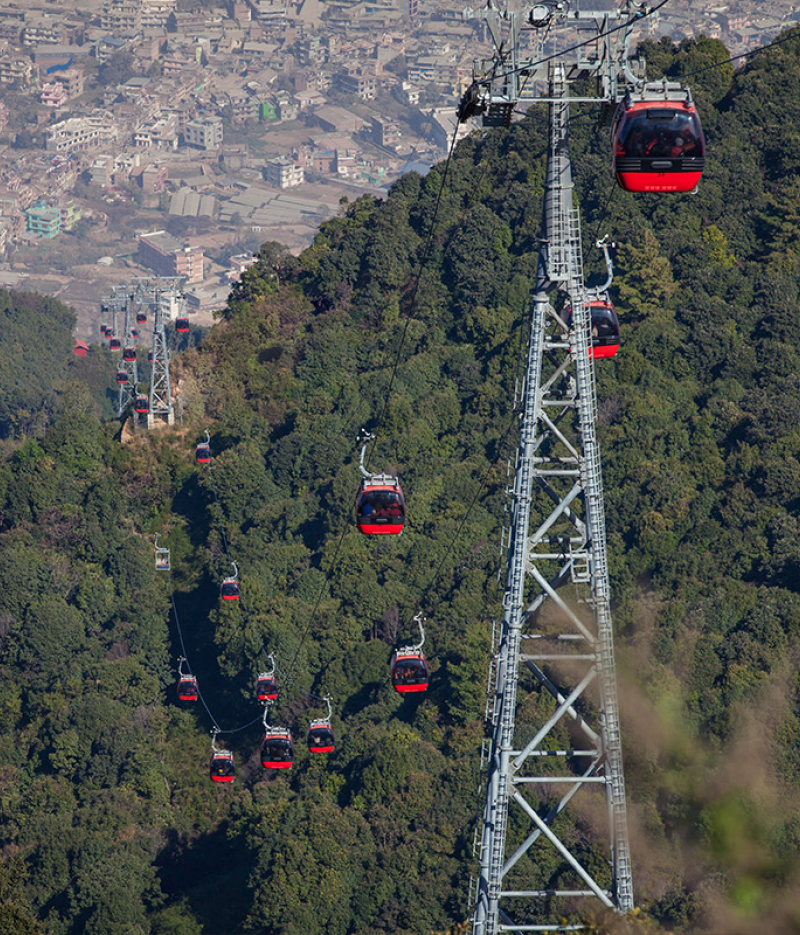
[117,288,138,418]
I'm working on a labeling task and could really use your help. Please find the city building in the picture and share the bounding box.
[41,81,68,108]
[263,156,304,188]
[141,0,177,29]
[26,204,62,238]
[101,0,143,34]
[134,113,179,149]
[184,116,224,150]
[0,56,37,85]
[46,114,120,154]
[89,155,113,188]
[52,67,85,99]
[60,199,81,231]
[138,230,204,282]
[140,163,168,192]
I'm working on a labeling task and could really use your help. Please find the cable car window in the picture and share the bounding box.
[619,111,703,159]
[393,658,428,683]
[358,490,404,519]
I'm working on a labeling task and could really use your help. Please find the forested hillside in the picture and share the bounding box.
[2,30,800,935]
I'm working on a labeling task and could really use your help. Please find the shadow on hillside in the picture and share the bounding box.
[157,824,257,934]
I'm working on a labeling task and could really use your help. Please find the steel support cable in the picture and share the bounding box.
[205,457,328,704]
[353,343,526,684]
[479,0,674,91]
[366,117,463,472]
[168,577,263,736]
[675,27,800,81]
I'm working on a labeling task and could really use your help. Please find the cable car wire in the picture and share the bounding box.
[167,576,262,735]
[367,119,463,471]
[674,26,800,81]
[203,444,332,707]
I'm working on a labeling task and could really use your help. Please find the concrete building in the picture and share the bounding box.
[89,155,113,188]
[46,114,120,154]
[52,67,85,99]
[101,0,143,34]
[138,230,204,283]
[0,56,37,85]
[134,113,179,149]
[263,156,304,188]
[140,163,168,192]
[184,116,224,150]
[141,0,177,28]
[26,204,62,238]
[41,82,68,108]
[60,199,81,231]
[337,64,378,101]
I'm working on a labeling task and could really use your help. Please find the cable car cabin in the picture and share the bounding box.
[175,317,190,333]
[136,311,147,324]
[195,443,211,464]
[131,329,139,339]
[209,750,235,783]
[177,676,198,701]
[147,350,154,363]
[612,87,705,193]
[390,649,429,694]
[307,721,335,754]
[123,346,136,362]
[134,395,150,414]
[221,577,240,601]
[256,674,278,702]
[261,729,294,769]
[116,370,129,385]
[563,301,620,359]
[355,481,405,535]
[589,301,620,358]
[110,337,122,351]
[100,324,108,336]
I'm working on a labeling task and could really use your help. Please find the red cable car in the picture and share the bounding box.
[131,329,139,339]
[136,311,147,324]
[177,676,198,701]
[390,614,429,695]
[356,481,405,535]
[176,317,189,333]
[563,299,620,359]
[176,657,197,700]
[355,431,405,535]
[210,751,235,782]
[134,394,150,414]
[307,722,335,753]
[261,728,294,769]
[256,674,278,702]
[307,697,335,753]
[612,82,705,193]
[110,337,121,351]
[391,650,429,694]
[147,350,154,363]
[195,429,211,464]
[116,370,129,385]
[221,562,240,601]
[210,729,235,783]
[123,346,136,362]
[100,324,108,336]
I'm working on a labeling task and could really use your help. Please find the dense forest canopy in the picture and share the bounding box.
[2,29,800,935]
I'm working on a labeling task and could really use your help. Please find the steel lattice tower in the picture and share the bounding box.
[117,288,139,418]
[147,279,177,428]
[463,4,646,932]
